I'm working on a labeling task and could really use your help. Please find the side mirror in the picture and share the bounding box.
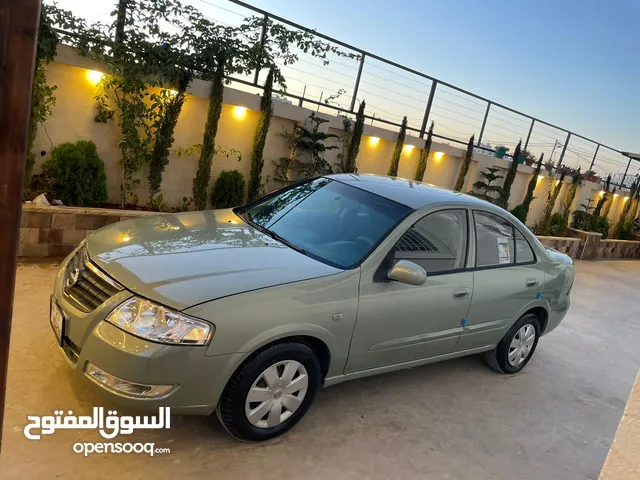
[387,260,427,286]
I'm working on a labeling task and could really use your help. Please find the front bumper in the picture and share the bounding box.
[52,253,244,415]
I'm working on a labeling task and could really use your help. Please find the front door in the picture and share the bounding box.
[346,209,473,373]
[455,210,545,351]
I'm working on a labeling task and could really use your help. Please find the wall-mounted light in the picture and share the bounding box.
[538,175,544,180]
[599,190,605,196]
[86,70,104,84]
[624,196,630,202]
[166,89,178,96]
[232,106,247,119]
[433,152,445,161]
[404,144,415,153]
[368,136,380,146]
[614,193,619,198]
[121,235,131,243]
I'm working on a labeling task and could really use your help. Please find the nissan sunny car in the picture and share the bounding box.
[51,174,573,441]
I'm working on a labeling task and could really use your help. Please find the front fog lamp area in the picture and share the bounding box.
[85,363,175,398]
[106,297,213,345]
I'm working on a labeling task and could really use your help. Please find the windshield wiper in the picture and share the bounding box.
[265,229,307,255]
[244,217,307,255]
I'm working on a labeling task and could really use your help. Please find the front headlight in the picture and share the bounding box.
[106,297,213,345]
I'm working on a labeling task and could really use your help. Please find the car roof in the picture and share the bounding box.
[326,173,492,210]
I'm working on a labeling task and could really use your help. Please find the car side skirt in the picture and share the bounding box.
[324,345,495,387]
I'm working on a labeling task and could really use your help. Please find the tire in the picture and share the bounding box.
[217,341,321,441]
[484,313,541,374]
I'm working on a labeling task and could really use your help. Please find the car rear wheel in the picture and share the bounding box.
[485,313,541,374]
[217,341,321,441]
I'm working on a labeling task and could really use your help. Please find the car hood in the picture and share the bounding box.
[86,209,341,310]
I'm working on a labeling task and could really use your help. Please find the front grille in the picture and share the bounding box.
[63,247,123,313]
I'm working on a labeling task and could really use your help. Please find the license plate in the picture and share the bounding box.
[50,296,64,347]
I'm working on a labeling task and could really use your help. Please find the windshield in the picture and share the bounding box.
[240,178,411,269]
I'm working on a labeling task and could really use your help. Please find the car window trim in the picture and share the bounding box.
[381,207,471,279]
[471,209,537,270]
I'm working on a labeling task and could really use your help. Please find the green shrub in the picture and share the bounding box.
[510,205,528,223]
[549,212,567,236]
[43,141,107,206]
[211,170,245,209]
[618,220,634,240]
[594,216,610,239]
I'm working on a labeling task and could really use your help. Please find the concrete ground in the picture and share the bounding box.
[1,260,639,480]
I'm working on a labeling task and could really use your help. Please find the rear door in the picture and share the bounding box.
[454,210,544,352]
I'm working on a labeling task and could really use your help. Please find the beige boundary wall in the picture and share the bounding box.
[30,46,628,230]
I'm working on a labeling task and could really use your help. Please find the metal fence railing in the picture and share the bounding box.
[50,0,639,190]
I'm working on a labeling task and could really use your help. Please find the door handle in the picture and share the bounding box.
[526,278,538,288]
[453,288,469,300]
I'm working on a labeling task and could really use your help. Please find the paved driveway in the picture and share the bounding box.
[1,260,639,480]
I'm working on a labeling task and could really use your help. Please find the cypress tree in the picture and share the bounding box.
[561,168,581,224]
[454,135,474,191]
[193,55,225,210]
[415,122,433,181]
[498,140,522,209]
[247,69,274,202]
[592,174,611,218]
[519,153,544,222]
[536,172,566,234]
[345,100,365,173]
[602,187,616,219]
[387,116,407,177]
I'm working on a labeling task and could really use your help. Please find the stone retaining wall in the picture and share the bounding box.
[535,236,581,258]
[567,228,602,260]
[19,205,156,257]
[596,240,640,260]
[17,205,640,261]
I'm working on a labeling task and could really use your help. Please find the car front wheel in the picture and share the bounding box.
[217,341,321,441]
[485,313,541,374]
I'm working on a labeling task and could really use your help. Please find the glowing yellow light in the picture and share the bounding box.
[599,190,605,197]
[434,152,445,161]
[404,144,415,153]
[233,106,247,118]
[368,136,380,146]
[624,196,630,202]
[86,70,104,84]
[121,236,131,242]
[167,89,178,96]
[538,175,544,180]
[614,193,619,198]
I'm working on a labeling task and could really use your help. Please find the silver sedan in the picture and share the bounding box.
[51,174,574,441]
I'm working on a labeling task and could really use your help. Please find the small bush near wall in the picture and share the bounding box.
[211,170,246,209]
[43,140,108,207]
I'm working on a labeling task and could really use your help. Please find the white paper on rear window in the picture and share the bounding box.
[497,236,511,264]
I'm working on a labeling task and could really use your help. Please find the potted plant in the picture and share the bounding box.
[494,145,509,159]
[584,169,600,183]
[521,149,536,167]
[544,159,555,173]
